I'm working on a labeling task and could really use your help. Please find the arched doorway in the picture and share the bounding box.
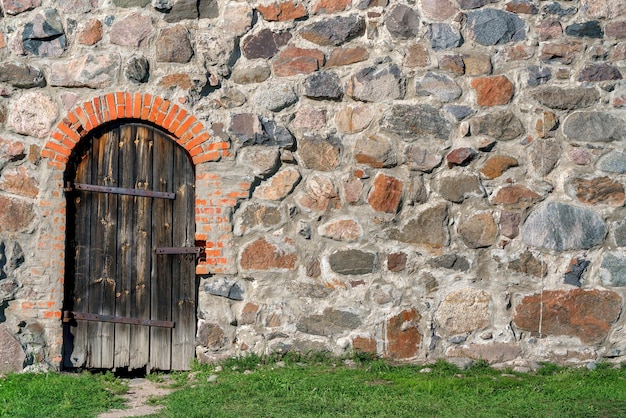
[62,122,196,371]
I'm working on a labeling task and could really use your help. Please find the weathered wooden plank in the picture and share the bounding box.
[150,127,174,371]
[70,311,175,328]
[171,147,196,371]
[114,125,134,368]
[130,124,153,370]
[72,183,176,200]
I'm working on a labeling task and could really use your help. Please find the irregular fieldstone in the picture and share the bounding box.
[114,0,149,6]
[542,1,577,17]
[535,110,558,138]
[492,185,541,210]
[272,46,324,77]
[253,83,298,112]
[405,145,442,172]
[385,308,421,359]
[345,63,405,102]
[443,105,474,121]
[428,254,470,272]
[125,56,150,83]
[220,2,253,36]
[156,25,193,63]
[77,18,103,46]
[313,0,350,14]
[387,252,407,272]
[385,4,420,40]
[446,147,478,168]
[563,112,626,142]
[381,104,451,141]
[304,72,343,100]
[458,0,497,9]
[260,118,295,149]
[568,148,593,166]
[326,46,369,67]
[297,308,361,336]
[1,0,40,15]
[514,289,621,343]
[297,175,341,212]
[540,41,585,64]
[469,110,524,141]
[196,322,225,349]
[0,138,25,162]
[427,23,463,51]
[528,138,561,177]
[368,173,403,213]
[601,253,626,287]
[292,107,327,130]
[318,219,363,242]
[420,0,458,21]
[536,18,563,41]
[531,86,599,110]
[257,1,307,21]
[241,29,291,60]
[466,9,526,46]
[416,72,462,102]
[462,53,492,76]
[0,166,38,198]
[439,54,465,75]
[9,92,57,138]
[568,177,625,207]
[162,0,201,22]
[0,325,25,374]
[597,151,626,174]
[606,21,626,39]
[22,8,66,58]
[564,257,590,287]
[335,105,374,134]
[565,21,603,39]
[0,62,45,88]
[458,213,498,249]
[435,289,491,335]
[234,201,282,236]
[354,135,396,168]
[471,75,514,107]
[389,203,449,248]
[297,135,341,171]
[508,250,546,278]
[237,147,280,179]
[240,237,297,271]
[329,249,376,275]
[110,13,153,47]
[300,14,364,46]
[253,167,301,200]
[231,61,271,84]
[522,202,606,251]
[447,342,521,364]
[230,113,263,145]
[49,54,120,88]
[405,44,430,68]
[481,155,518,179]
[578,63,622,82]
[500,210,521,238]
[580,0,625,19]
[436,174,484,203]
[0,195,34,232]
[505,0,537,14]
[204,277,244,301]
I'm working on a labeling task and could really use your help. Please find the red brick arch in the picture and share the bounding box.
[42,92,228,170]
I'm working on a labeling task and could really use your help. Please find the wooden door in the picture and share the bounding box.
[63,123,196,371]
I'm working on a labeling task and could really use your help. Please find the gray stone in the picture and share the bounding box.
[199,0,219,18]
[466,9,526,46]
[346,63,405,102]
[527,66,552,87]
[231,62,271,84]
[522,202,606,251]
[156,25,193,63]
[204,277,244,300]
[458,0,497,9]
[528,138,561,177]
[385,4,420,39]
[597,151,626,174]
[563,112,626,142]
[241,29,291,60]
[260,118,295,149]
[300,14,365,46]
[56,0,98,12]
[354,134,397,168]
[1,0,40,15]
[416,72,462,102]
[0,325,24,374]
[565,21,603,38]
[253,83,298,112]
[614,220,626,246]
[436,174,485,203]
[124,56,149,83]
[237,147,280,179]
[297,135,341,171]
[110,13,153,47]
[329,249,376,275]
[197,32,237,68]
[600,253,626,287]
[564,258,590,287]
[405,145,442,172]
[234,201,282,236]
[578,63,623,82]
[22,9,66,58]
[531,86,599,110]
[0,62,46,88]
[427,24,463,51]
[304,72,343,100]
[381,104,451,141]
[163,0,198,22]
[542,1,577,17]
[428,254,470,272]
[113,0,149,6]
[49,54,120,89]
[9,92,58,138]
[443,105,475,121]
[389,203,449,247]
[296,308,362,336]
[469,110,525,141]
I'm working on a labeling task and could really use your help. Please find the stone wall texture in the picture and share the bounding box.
[1,0,626,370]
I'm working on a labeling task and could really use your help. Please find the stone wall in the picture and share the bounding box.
[0,0,625,371]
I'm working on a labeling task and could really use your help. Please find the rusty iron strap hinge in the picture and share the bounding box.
[156,247,202,255]
[63,311,175,328]
[66,182,176,200]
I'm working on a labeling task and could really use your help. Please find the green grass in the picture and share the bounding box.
[2,355,626,418]
[0,370,128,418]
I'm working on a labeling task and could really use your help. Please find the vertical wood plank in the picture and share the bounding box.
[114,125,134,368]
[150,127,174,370]
[130,124,153,370]
[171,146,196,371]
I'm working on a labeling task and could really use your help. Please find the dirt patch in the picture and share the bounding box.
[98,378,174,418]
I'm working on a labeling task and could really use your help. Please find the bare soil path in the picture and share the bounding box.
[98,377,174,418]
